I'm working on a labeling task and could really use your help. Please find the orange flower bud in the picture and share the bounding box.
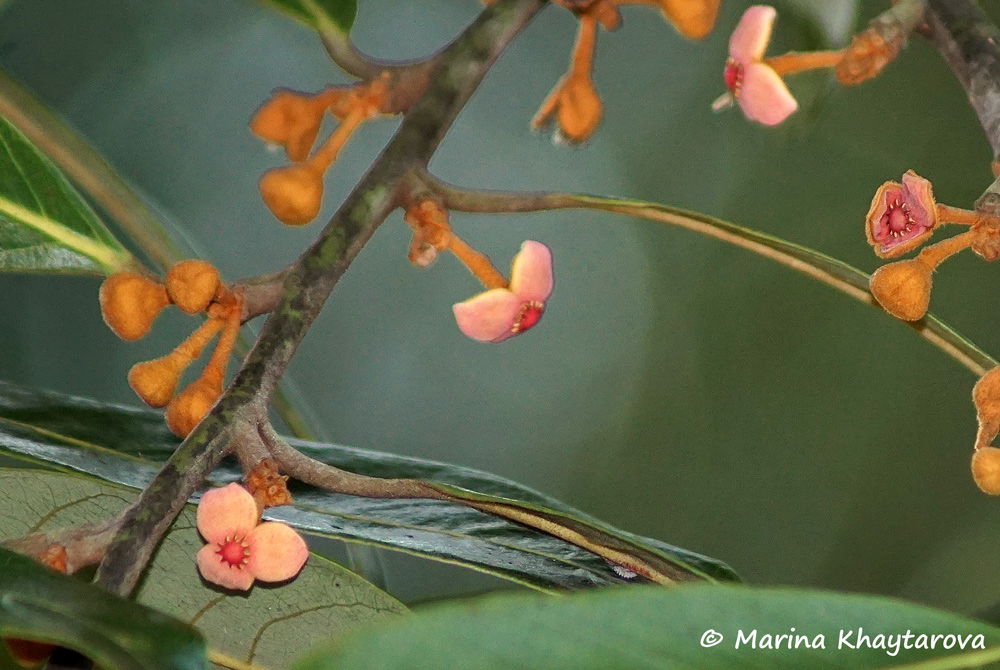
[972,447,1000,495]
[166,260,221,314]
[128,357,186,408]
[259,164,324,226]
[868,258,932,321]
[165,374,223,438]
[99,273,170,341]
[659,0,720,41]
[974,366,1000,451]
[128,318,224,408]
[533,74,603,144]
[250,89,335,163]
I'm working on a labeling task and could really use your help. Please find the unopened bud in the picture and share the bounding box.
[972,447,1000,495]
[165,375,223,438]
[259,164,324,226]
[166,260,220,314]
[869,258,932,321]
[99,273,170,341]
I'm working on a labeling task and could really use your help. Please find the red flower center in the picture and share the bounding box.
[217,536,249,568]
[881,200,914,236]
[724,58,744,96]
[512,301,544,335]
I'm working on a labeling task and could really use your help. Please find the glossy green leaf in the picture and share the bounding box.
[0,380,738,592]
[0,114,132,274]
[0,546,205,670]
[256,0,357,34]
[292,585,1000,670]
[0,469,405,669]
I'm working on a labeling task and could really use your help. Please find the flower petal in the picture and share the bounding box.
[729,5,776,63]
[452,289,523,343]
[901,170,938,229]
[738,63,797,125]
[509,241,554,302]
[197,483,258,544]
[196,544,255,591]
[246,522,309,583]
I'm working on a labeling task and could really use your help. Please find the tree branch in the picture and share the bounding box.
[92,0,546,598]
[921,0,1000,159]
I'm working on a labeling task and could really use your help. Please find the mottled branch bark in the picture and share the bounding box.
[922,0,1000,159]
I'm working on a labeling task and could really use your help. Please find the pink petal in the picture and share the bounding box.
[737,63,797,125]
[453,289,523,343]
[509,241,554,302]
[729,5,776,63]
[901,170,937,229]
[246,522,309,583]
[197,483,258,544]
[196,544,255,591]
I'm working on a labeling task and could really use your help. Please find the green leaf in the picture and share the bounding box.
[0,114,132,274]
[0,469,405,669]
[0,380,737,592]
[256,0,357,34]
[0,546,205,670]
[291,585,1000,670]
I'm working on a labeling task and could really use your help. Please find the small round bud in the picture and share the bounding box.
[166,260,220,314]
[972,447,1000,495]
[99,273,170,341]
[259,164,324,226]
[869,259,932,321]
[165,377,222,438]
[250,90,326,163]
[128,358,184,408]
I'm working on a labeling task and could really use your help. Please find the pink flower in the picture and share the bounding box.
[866,170,938,258]
[722,6,797,125]
[453,241,554,343]
[196,482,308,591]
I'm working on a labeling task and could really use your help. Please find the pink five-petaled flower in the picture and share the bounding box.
[866,170,938,258]
[453,241,554,343]
[196,482,308,591]
[723,6,798,126]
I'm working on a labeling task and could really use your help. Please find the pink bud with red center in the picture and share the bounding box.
[722,6,797,126]
[453,241,554,343]
[195,482,308,591]
[866,170,938,258]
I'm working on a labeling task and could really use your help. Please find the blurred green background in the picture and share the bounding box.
[1,0,998,611]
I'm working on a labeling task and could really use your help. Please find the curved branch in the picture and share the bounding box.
[421,176,997,377]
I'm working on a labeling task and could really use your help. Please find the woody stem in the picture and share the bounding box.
[766,50,845,77]
[917,230,975,268]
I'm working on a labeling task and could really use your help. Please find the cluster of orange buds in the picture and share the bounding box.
[99,260,243,438]
[529,0,720,143]
[863,172,1000,494]
[252,75,390,226]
